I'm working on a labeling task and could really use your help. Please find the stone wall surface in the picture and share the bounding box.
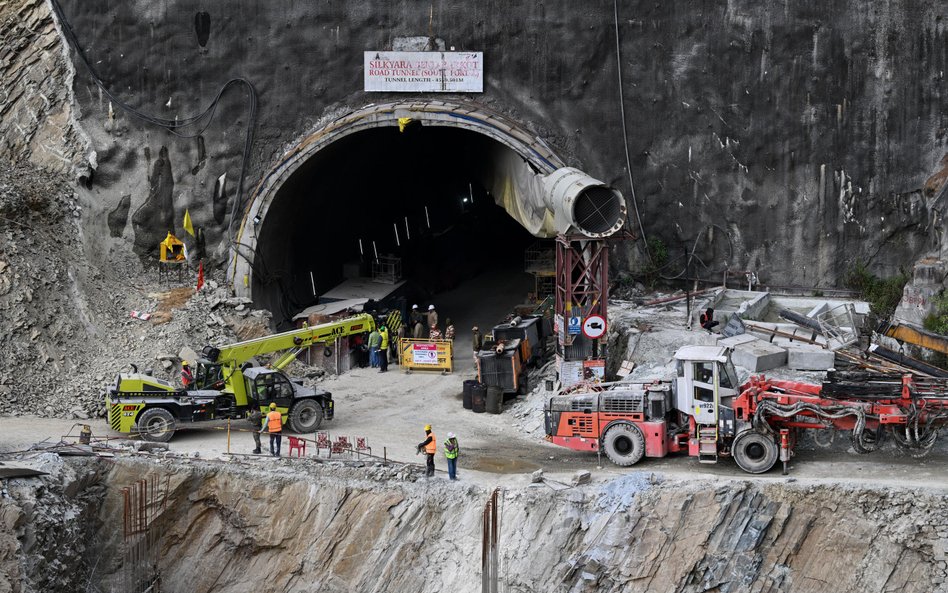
[4,457,946,593]
[10,1,948,285]
[0,0,88,176]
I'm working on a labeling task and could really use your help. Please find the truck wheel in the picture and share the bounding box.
[289,399,324,432]
[732,431,778,474]
[602,422,645,466]
[137,408,176,442]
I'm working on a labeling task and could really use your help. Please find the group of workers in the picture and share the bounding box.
[240,409,462,479]
[409,304,455,341]
[247,402,284,456]
[416,424,460,479]
[367,324,392,372]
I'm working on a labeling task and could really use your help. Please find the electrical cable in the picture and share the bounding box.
[48,0,258,238]
[613,0,650,261]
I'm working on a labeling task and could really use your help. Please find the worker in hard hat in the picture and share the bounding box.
[416,424,437,478]
[409,304,422,339]
[181,361,194,388]
[426,304,438,331]
[443,432,460,480]
[265,402,283,457]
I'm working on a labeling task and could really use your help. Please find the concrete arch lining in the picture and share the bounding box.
[230,99,624,296]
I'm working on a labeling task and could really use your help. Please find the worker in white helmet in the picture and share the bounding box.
[443,432,460,480]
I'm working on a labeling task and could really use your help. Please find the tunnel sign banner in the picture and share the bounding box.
[364,51,483,92]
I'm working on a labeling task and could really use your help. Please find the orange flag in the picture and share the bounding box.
[196,261,205,292]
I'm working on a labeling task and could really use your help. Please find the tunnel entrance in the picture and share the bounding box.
[232,100,627,358]
[254,124,538,330]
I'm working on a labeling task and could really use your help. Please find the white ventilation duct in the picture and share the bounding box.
[543,167,627,238]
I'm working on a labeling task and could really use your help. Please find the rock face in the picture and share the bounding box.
[5,458,936,593]
[894,257,948,326]
[34,0,947,286]
[0,0,88,177]
[0,455,106,593]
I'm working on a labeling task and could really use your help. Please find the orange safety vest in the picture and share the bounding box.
[267,410,282,432]
[425,432,437,454]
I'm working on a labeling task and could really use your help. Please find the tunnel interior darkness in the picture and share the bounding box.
[253,125,539,326]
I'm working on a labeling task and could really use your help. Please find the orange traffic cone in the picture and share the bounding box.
[196,261,205,292]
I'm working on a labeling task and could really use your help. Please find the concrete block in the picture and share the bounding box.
[731,339,787,372]
[786,344,835,371]
[717,334,757,348]
[807,301,831,318]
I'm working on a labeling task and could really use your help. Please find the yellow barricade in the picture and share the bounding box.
[400,338,453,374]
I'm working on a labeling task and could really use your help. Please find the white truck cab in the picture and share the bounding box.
[673,345,740,435]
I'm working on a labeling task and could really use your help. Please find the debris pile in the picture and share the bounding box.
[0,161,274,419]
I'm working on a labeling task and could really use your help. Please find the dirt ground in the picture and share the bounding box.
[4,359,948,491]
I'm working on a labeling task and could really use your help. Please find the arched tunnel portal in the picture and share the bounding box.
[231,101,626,331]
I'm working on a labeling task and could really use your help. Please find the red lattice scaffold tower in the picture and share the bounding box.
[555,235,610,384]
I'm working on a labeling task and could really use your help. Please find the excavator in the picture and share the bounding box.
[106,313,375,442]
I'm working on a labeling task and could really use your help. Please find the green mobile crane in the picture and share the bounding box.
[105,313,375,442]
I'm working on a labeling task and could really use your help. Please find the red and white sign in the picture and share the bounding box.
[582,315,607,339]
[412,343,438,365]
[364,51,484,93]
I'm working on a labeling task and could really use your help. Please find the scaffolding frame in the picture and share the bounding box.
[371,256,403,284]
[525,240,556,301]
[555,236,609,326]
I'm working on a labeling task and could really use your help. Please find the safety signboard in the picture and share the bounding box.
[411,343,438,364]
[582,315,607,339]
[567,316,582,335]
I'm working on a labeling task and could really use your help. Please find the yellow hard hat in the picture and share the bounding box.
[269,402,277,410]
[424,424,432,431]
[182,361,190,366]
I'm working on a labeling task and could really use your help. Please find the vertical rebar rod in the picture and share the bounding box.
[490,489,499,593]
[482,503,489,593]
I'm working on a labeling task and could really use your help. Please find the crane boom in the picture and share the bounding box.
[204,313,376,369]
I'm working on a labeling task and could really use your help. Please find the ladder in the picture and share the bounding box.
[697,424,718,463]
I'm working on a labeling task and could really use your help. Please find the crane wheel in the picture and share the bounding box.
[732,431,778,474]
[602,422,645,466]
[137,408,176,443]
[289,399,324,433]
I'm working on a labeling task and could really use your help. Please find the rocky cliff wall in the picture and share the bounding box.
[9,1,948,285]
[7,457,940,593]
[0,0,88,177]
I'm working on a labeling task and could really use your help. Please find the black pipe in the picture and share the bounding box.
[778,308,824,333]
[868,344,948,378]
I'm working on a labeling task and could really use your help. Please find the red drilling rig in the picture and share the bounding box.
[544,345,948,473]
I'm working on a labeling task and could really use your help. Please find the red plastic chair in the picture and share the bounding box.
[288,436,306,457]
